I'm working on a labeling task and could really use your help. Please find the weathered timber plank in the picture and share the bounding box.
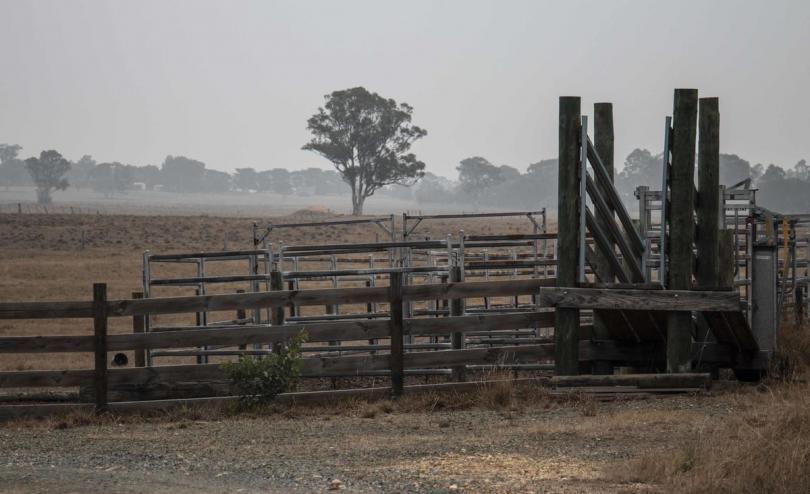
[585,175,644,280]
[720,310,759,351]
[0,377,552,420]
[1,279,558,321]
[389,271,405,396]
[585,139,645,255]
[104,279,557,317]
[667,88,699,373]
[107,286,390,317]
[585,209,634,282]
[551,373,711,389]
[556,96,581,376]
[0,369,92,388]
[696,97,721,289]
[0,301,94,319]
[0,312,555,354]
[538,287,739,312]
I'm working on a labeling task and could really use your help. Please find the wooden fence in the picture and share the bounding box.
[0,274,742,417]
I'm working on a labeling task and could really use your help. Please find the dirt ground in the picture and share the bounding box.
[1,386,752,494]
[1,210,803,493]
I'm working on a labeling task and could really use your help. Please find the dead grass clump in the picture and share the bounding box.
[359,400,394,419]
[614,382,810,493]
[769,319,810,382]
[476,376,516,410]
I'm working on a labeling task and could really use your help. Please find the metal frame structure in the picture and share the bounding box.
[140,212,558,368]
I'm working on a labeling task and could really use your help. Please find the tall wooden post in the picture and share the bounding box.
[592,102,615,375]
[667,89,698,373]
[696,97,720,290]
[93,283,108,414]
[270,271,285,354]
[131,291,145,367]
[287,280,296,317]
[389,271,405,397]
[555,96,582,376]
[449,266,466,381]
[718,230,735,290]
[236,289,247,351]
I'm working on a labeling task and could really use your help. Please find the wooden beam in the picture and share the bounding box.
[0,312,556,354]
[585,209,634,282]
[389,271,404,397]
[0,301,93,319]
[131,292,145,367]
[556,96,581,375]
[551,373,711,389]
[93,283,108,414]
[449,266,466,382]
[585,176,644,281]
[0,377,552,420]
[696,97,720,289]
[585,140,645,256]
[0,278,558,321]
[667,88,699,373]
[538,287,740,312]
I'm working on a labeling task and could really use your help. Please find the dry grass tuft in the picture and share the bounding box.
[769,319,810,382]
[614,323,810,493]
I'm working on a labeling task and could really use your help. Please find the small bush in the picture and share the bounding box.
[222,332,307,409]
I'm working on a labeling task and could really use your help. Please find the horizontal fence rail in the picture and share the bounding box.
[0,278,558,320]
[0,312,555,354]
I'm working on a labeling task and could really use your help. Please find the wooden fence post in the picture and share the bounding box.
[270,271,285,354]
[718,230,735,290]
[131,291,145,367]
[93,283,108,413]
[555,96,582,376]
[389,271,404,397]
[449,266,466,381]
[236,289,247,351]
[667,88,699,373]
[287,280,296,317]
[592,102,615,375]
[696,97,720,290]
[366,279,377,351]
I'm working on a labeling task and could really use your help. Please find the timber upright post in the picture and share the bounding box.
[449,265,466,381]
[270,271,285,354]
[592,102,615,375]
[696,97,721,290]
[667,89,699,373]
[555,96,582,376]
[93,283,108,414]
[131,292,145,367]
[389,271,405,397]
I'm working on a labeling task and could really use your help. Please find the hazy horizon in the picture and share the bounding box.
[1,0,808,179]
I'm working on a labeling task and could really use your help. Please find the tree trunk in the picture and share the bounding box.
[36,188,52,205]
[352,196,364,216]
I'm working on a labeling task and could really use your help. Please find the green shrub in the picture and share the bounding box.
[221,332,307,408]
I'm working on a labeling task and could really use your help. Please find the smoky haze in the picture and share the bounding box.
[0,0,808,214]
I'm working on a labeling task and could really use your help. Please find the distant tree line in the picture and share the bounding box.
[380,150,809,213]
[2,142,806,213]
[0,143,348,204]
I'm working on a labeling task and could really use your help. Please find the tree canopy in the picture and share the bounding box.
[303,87,427,215]
[456,156,505,208]
[24,150,71,204]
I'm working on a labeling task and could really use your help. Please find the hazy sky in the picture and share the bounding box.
[1,0,808,178]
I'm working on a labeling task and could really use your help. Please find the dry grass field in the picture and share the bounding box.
[2,210,809,493]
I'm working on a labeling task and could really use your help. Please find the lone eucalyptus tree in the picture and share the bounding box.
[25,150,71,204]
[303,87,427,215]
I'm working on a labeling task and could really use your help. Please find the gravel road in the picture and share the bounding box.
[1,391,737,494]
